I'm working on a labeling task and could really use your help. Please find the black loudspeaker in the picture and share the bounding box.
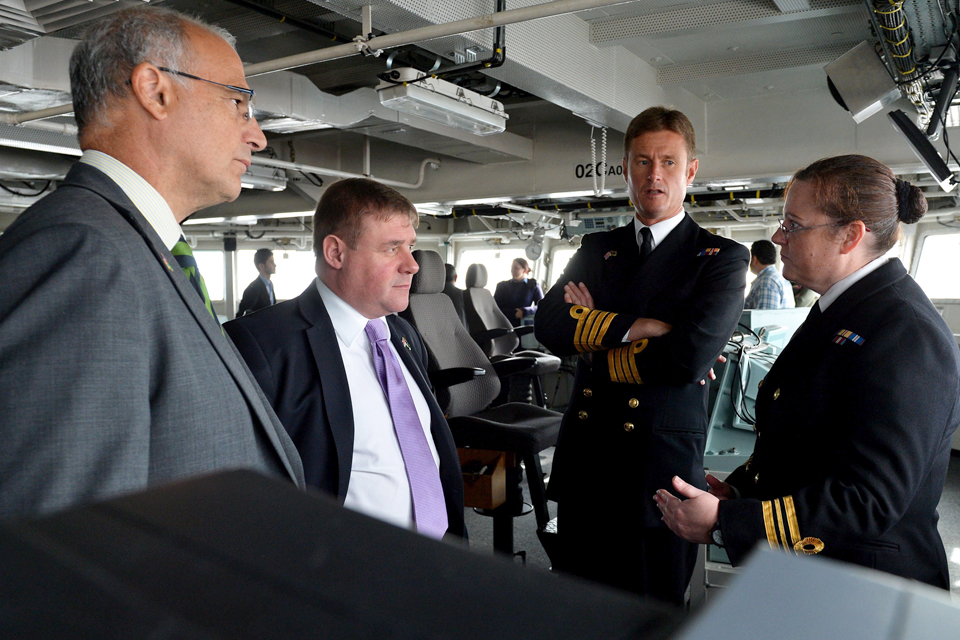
[0,470,680,639]
[223,236,237,252]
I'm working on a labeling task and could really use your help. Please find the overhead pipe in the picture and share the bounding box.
[252,155,439,190]
[243,0,637,76]
[6,0,634,126]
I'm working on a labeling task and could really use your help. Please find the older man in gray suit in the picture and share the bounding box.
[0,7,304,519]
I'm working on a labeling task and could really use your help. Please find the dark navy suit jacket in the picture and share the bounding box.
[224,281,466,538]
[720,259,960,588]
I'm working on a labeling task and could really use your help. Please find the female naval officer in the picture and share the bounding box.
[655,154,960,589]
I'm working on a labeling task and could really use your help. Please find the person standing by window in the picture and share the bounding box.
[494,257,543,327]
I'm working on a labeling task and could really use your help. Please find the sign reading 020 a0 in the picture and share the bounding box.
[575,163,623,179]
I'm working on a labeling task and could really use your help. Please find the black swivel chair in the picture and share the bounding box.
[462,263,560,406]
[401,250,562,556]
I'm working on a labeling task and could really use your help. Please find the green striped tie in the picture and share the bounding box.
[171,237,219,325]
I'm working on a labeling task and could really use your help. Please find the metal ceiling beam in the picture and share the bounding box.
[6,0,639,125]
[243,0,639,76]
[657,42,855,85]
[590,0,861,44]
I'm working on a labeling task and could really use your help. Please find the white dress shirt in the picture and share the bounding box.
[78,150,183,251]
[633,209,686,252]
[314,277,440,531]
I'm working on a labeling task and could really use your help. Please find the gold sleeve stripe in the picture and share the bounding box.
[570,305,618,352]
[774,501,788,551]
[762,500,779,549]
[783,495,801,547]
[763,495,821,555]
[607,349,621,382]
[607,340,648,384]
[627,340,645,383]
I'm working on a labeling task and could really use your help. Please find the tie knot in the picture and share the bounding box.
[364,319,389,344]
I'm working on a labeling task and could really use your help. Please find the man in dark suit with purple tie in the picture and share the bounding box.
[225,178,464,540]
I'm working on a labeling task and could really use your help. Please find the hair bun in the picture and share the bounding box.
[895,178,927,224]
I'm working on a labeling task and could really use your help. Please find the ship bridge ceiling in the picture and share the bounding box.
[0,0,958,232]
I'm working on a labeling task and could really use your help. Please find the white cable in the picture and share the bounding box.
[590,126,598,196]
[599,126,608,194]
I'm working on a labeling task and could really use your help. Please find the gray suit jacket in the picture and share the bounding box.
[0,162,304,520]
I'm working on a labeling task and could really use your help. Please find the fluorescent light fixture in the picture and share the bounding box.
[241,165,287,192]
[377,69,508,136]
[183,217,225,225]
[449,196,512,206]
[888,109,956,192]
[257,116,335,134]
[540,189,605,199]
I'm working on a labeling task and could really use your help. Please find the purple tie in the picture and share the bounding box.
[364,320,448,539]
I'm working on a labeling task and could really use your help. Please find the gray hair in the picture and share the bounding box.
[69,6,236,136]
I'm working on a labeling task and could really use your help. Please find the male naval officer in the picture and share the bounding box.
[237,248,277,316]
[0,6,304,519]
[744,239,795,310]
[535,107,749,604]
[224,178,465,540]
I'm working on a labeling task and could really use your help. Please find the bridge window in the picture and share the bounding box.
[237,249,317,302]
[915,233,960,298]
[459,248,531,293]
[194,250,225,301]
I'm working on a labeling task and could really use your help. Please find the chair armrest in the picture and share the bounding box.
[491,356,537,378]
[475,327,511,342]
[513,325,534,337]
[429,367,486,389]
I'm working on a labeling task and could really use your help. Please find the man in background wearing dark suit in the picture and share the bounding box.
[442,262,467,327]
[535,107,748,604]
[225,178,465,540]
[0,6,304,520]
[237,248,276,316]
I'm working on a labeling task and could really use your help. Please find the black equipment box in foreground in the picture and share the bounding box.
[0,469,679,639]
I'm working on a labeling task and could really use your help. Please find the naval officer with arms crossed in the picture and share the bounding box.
[536,106,748,604]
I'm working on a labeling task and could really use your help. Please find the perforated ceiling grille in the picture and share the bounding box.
[0,122,79,156]
[590,0,862,42]
[658,42,854,84]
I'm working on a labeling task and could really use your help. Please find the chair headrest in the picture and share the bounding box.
[465,263,487,289]
[411,250,446,295]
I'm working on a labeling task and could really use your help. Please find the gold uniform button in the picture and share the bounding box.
[754,473,760,484]
[583,388,593,397]
[758,378,764,388]
[773,388,780,400]
[628,398,639,408]
[623,422,635,432]
[579,411,588,420]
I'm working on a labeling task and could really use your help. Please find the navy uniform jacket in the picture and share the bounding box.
[720,259,960,588]
[535,215,749,528]
[224,282,466,538]
[237,277,272,316]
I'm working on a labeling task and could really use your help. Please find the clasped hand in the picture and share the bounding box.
[654,475,732,544]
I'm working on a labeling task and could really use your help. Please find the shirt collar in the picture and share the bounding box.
[634,210,686,251]
[78,150,182,251]
[315,276,387,346]
[817,255,892,311]
[259,274,273,288]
